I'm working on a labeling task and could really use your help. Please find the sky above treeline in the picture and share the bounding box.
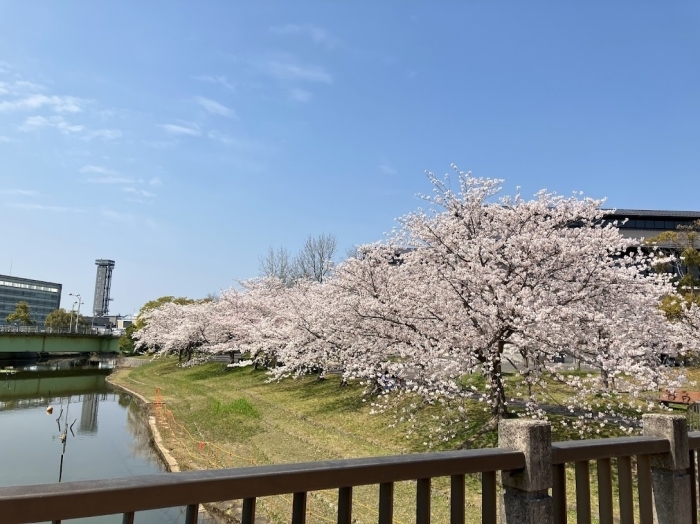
[0,2,698,316]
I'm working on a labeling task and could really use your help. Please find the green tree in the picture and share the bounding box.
[44,308,89,329]
[125,295,207,354]
[647,220,700,319]
[132,296,198,331]
[118,323,138,354]
[6,301,35,326]
[45,308,72,328]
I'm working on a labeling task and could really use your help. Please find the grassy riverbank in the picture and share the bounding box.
[110,358,684,523]
[113,359,479,522]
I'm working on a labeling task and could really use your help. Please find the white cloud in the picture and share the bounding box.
[379,162,398,175]
[19,115,84,134]
[261,58,333,84]
[122,187,155,198]
[80,165,119,176]
[0,94,83,113]
[54,119,84,134]
[0,135,12,143]
[195,96,236,118]
[88,176,134,184]
[100,209,134,224]
[207,130,270,153]
[0,189,38,196]
[8,203,84,213]
[83,128,122,141]
[13,81,45,93]
[142,139,178,149]
[270,24,340,49]
[19,115,49,131]
[193,75,235,91]
[160,123,201,136]
[81,165,134,184]
[289,88,312,103]
[0,78,123,141]
[80,165,162,189]
[0,80,45,97]
[207,130,232,145]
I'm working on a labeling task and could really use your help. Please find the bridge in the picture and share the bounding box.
[0,368,112,401]
[0,332,119,355]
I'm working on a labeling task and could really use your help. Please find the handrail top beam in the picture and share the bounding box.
[552,436,669,464]
[688,431,700,450]
[0,448,525,524]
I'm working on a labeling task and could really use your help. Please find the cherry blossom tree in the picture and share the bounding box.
[323,168,682,424]
[134,300,230,363]
[134,166,687,435]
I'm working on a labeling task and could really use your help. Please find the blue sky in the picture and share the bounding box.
[0,2,699,316]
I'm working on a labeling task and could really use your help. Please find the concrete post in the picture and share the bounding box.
[498,419,553,524]
[643,414,692,524]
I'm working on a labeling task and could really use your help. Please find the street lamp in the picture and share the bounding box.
[69,293,82,333]
[69,301,77,333]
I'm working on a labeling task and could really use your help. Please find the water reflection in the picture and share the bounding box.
[79,393,100,434]
[0,358,182,523]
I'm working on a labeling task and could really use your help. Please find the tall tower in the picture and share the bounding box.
[92,259,115,317]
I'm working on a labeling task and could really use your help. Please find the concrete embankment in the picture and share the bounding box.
[105,374,219,523]
[116,356,154,368]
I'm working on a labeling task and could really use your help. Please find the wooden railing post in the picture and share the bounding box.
[499,419,553,524]
[643,414,692,524]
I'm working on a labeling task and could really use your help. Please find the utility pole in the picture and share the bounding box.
[69,301,77,333]
[69,293,82,333]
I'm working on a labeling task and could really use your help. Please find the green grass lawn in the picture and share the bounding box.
[114,360,516,523]
[111,358,692,523]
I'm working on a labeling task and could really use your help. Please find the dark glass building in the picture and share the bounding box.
[0,274,62,326]
[602,209,700,241]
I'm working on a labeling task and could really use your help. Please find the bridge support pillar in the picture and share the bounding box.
[498,419,553,524]
[643,414,692,524]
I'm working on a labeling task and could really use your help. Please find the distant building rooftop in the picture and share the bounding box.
[603,209,700,219]
[602,209,700,248]
[0,274,62,326]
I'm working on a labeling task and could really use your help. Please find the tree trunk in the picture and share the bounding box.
[490,342,508,419]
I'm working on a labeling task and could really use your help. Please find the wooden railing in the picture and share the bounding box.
[0,448,525,524]
[552,436,670,524]
[0,415,696,524]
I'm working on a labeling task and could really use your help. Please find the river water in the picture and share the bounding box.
[0,358,185,523]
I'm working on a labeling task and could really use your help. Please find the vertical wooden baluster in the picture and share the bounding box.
[242,498,256,524]
[553,463,567,524]
[379,482,394,524]
[637,454,653,524]
[450,474,465,524]
[575,461,592,524]
[338,487,352,524]
[292,492,307,524]
[185,504,199,524]
[416,478,431,524]
[122,512,135,524]
[617,456,634,524]
[691,450,698,524]
[482,470,497,524]
[596,458,613,524]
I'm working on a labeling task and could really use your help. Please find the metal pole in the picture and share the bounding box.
[69,301,76,333]
[76,295,81,333]
[69,293,82,333]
